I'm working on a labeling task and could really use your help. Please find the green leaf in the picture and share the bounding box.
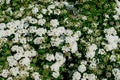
[37,49,46,54]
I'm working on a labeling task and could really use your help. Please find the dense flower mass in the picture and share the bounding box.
[0,0,120,80]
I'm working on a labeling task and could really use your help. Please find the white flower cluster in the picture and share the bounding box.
[72,71,96,80]
[50,19,59,27]
[112,68,120,80]
[113,0,120,20]
[86,44,97,59]
[2,45,37,79]
[72,71,81,80]
[0,17,39,79]
[78,64,86,73]
[50,52,66,78]
[48,21,81,53]
[104,27,120,51]
[80,73,96,80]
[32,72,41,80]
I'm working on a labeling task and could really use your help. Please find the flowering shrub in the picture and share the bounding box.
[0,0,120,80]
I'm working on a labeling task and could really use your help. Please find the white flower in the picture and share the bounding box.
[48,5,55,10]
[52,71,60,78]
[73,31,81,38]
[90,62,97,69]
[29,26,37,33]
[50,37,64,47]
[72,71,81,80]
[98,49,106,55]
[24,50,32,58]
[47,27,65,36]
[50,62,60,71]
[6,0,10,4]
[20,37,27,44]
[83,73,88,79]
[87,74,96,80]
[37,14,43,19]
[32,7,38,14]
[10,67,19,76]
[82,16,87,20]
[7,77,13,80]
[86,44,97,59]
[0,69,9,78]
[113,15,119,20]
[54,9,60,15]
[0,30,6,38]
[46,53,55,61]
[14,52,23,60]
[17,46,24,53]
[62,46,70,52]
[23,44,31,50]
[33,37,44,44]
[55,52,65,63]
[11,45,19,52]
[105,43,118,51]
[78,64,86,73]
[19,57,31,66]
[65,29,73,36]
[65,36,77,44]
[41,8,47,14]
[105,35,119,44]
[38,19,46,26]
[7,56,18,67]
[102,79,107,80]
[50,19,59,27]
[81,60,87,65]
[104,27,117,35]
[110,55,116,62]
[32,72,41,80]
[29,18,38,24]
[30,49,37,57]
[0,23,6,30]
[81,78,87,80]
[88,29,93,34]
[36,28,47,36]
[19,70,29,77]
[112,68,120,80]
[70,42,78,53]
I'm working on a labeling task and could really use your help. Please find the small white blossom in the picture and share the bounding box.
[87,74,96,80]
[7,56,18,67]
[6,0,10,4]
[98,49,106,55]
[72,71,81,80]
[33,37,44,44]
[52,71,60,78]
[7,77,13,80]
[38,19,46,26]
[32,72,41,80]
[19,57,31,66]
[29,18,38,24]
[110,55,116,62]
[50,19,59,27]
[10,67,19,76]
[0,69,9,78]
[86,44,97,59]
[41,8,47,14]
[32,7,38,14]
[78,64,86,73]
[0,23,6,30]
[112,68,120,80]
[37,14,43,19]
[36,28,47,36]
[46,53,55,61]
[14,52,23,60]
